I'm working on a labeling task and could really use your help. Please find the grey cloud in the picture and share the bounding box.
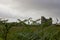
[0,10,13,18]
[0,0,60,20]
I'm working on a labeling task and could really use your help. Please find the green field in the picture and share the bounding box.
[0,25,60,40]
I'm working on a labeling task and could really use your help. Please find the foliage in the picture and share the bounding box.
[0,17,60,40]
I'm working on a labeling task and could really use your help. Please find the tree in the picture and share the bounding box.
[27,17,32,25]
[18,18,32,25]
[17,19,27,26]
[0,19,14,40]
[35,19,40,25]
[30,19,40,25]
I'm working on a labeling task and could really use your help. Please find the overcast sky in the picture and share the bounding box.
[0,0,60,23]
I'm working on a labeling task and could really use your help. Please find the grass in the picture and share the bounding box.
[0,25,60,40]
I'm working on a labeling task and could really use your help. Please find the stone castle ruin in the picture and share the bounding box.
[41,16,52,26]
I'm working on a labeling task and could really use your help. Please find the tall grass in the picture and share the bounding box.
[0,17,60,40]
